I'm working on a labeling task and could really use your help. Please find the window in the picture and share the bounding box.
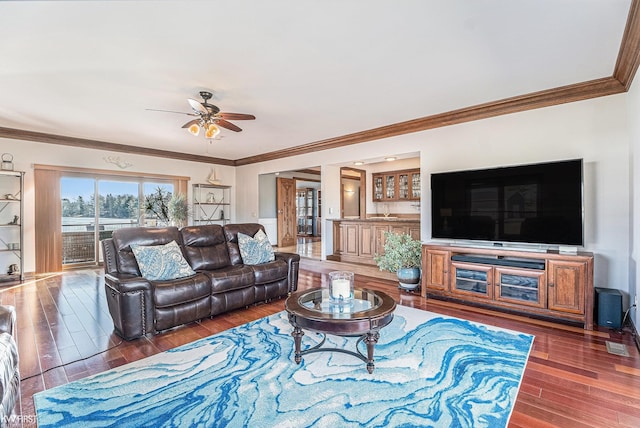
[35,164,188,273]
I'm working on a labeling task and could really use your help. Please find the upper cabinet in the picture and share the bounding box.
[372,168,420,202]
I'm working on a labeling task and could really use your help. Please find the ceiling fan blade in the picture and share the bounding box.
[181,119,200,129]
[188,98,209,115]
[218,112,256,120]
[216,119,243,132]
[146,108,197,116]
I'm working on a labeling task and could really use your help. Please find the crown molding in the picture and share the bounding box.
[615,0,640,90]
[234,76,625,166]
[0,126,235,166]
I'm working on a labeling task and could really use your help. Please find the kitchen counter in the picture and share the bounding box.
[328,218,420,266]
[331,217,420,222]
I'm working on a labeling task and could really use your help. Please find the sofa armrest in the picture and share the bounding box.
[104,272,152,293]
[104,273,154,340]
[275,252,300,293]
[0,306,15,336]
[101,238,119,275]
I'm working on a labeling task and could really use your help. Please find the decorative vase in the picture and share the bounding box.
[397,267,421,290]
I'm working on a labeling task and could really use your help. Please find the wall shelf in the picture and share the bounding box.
[192,183,231,225]
[0,171,24,283]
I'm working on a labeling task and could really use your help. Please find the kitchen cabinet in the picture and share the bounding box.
[372,168,420,202]
[330,218,420,266]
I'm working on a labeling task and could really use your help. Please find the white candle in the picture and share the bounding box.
[331,279,351,299]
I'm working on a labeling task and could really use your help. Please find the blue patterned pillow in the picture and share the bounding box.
[131,240,196,281]
[238,229,275,265]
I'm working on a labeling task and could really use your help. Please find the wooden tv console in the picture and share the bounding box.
[421,243,594,329]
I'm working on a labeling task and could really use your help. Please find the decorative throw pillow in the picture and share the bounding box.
[131,240,196,281]
[238,229,275,265]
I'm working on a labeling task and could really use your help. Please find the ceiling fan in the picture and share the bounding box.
[148,91,255,139]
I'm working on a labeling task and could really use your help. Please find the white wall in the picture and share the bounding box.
[1,90,634,317]
[627,78,640,336]
[236,93,632,304]
[0,139,236,274]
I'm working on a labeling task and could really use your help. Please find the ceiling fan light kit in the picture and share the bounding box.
[204,123,221,139]
[150,90,255,140]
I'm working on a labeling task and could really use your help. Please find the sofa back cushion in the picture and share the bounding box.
[181,225,232,270]
[223,223,265,265]
[111,227,183,275]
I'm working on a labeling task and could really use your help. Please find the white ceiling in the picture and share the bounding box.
[0,0,632,161]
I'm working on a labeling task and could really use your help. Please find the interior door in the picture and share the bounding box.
[276,177,296,247]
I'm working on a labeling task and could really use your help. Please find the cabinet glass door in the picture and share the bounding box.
[496,268,545,308]
[451,263,493,299]
[373,176,383,201]
[385,175,396,199]
[398,174,409,199]
[411,172,421,199]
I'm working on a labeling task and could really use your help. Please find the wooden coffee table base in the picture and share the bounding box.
[290,325,381,373]
[285,287,396,374]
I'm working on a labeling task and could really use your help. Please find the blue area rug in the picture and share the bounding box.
[34,305,533,428]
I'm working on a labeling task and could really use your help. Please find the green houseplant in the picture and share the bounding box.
[168,193,189,228]
[144,188,189,227]
[374,231,422,290]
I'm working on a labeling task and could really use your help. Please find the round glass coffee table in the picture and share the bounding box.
[285,287,396,373]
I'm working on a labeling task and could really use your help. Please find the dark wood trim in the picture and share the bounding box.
[235,77,625,165]
[293,177,320,183]
[32,163,190,182]
[615,0,640,90]
[294,168,321,175]
[0,126,235,166]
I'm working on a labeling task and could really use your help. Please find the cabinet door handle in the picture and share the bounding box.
[549,282,554,287]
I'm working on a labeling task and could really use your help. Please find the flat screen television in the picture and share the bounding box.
[430,159,584,246]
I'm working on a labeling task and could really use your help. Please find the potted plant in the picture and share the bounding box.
[144,188,189,228]
[144,187,171,226]
[374,231,422,290]
[168,193,189,228]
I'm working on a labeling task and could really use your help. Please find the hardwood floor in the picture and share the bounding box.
[2,265,640,427]
[276,236,322,259]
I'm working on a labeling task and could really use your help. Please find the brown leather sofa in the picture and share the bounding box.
[102,223,300,340]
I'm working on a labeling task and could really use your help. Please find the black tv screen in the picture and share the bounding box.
[431,159,584,246]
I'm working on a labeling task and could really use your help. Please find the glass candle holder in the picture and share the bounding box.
[329,271,354,304]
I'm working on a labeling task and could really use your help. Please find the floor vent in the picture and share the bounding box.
[606,341,630,357]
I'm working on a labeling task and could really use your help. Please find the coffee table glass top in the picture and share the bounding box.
[287,287,395,320]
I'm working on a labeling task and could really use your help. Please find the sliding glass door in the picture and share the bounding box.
[61,177,98,264]
[61,177,173,266]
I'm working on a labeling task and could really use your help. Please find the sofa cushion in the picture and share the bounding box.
[250,259,289,285]
[202,265,255,294]
[131,241,196,281]
[238,229,275,265]
[151,273,211,308]
[180,225,232,270]
[112,227,183,276]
